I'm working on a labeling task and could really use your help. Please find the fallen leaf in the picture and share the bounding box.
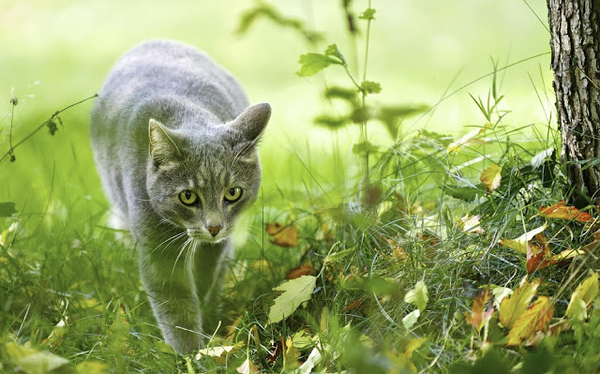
[506,296,553,346]
[539,200,593,223]
[404,280,428,312]
[465,287,494,332]
[195,342,244,360]
[499,278,542,329]
[268,275,317,324]
[343,297,366,312]
[498,225,547,254]
[266,223,299,247]
[236,358,259,374]
[566,272,599,320]
[286,265,315,280]
[480,164,502,193]
[402,309,421,329]
[457,214,484,235]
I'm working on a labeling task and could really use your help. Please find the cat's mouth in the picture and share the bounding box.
[186,228,228,244]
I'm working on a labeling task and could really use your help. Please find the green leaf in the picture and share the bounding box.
[376,104,428,138]
[268,275,317,324]
[313,114,349,129]
[297,53,343,77]
[324,44,346,64]
[324,86,358,102]
[6,343,70,373]
[566,271,599,320]
[350,107,371,123]
[444,185,486,202]
[352,141,379,155]
[404,280,428,312]
[359,8,376,20]
[402,309,420,329]
[360,80,382,95]
[0,202,17,217]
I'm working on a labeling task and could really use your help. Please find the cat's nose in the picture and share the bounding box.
[206,225,223,237]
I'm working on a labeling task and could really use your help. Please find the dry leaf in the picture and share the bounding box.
[343,297,367,312]
[506,296,553,346]
[286,265,315,280]
[539,200,593,223]
[498,278,542,329]
[457,214,484,235]
[236,358,259,374]
[480,164,502,193]
[498,225,547,254]
[566,272,599,320]
[464,287,494,332]
[266,223,299,247]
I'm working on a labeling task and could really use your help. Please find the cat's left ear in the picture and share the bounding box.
[228,103,271,143]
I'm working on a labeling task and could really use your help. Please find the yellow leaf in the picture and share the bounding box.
[566,272,599,320]
[499,278,541,328]
[195,342,244,360]
[447,126,489,153]
[506,296,553,346]
[77,361,110,374]
[480,164,502,193]
[498,225,547,254]
[266,223,299,247]
[464,287,494,332]
[457,214,484,235]
[236,358,259,374]
[539,200,593,222]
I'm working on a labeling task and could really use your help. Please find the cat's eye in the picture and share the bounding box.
[224,187,243,203]
[179,190,198,206]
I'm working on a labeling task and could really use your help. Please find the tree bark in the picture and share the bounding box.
[547,0,600,200]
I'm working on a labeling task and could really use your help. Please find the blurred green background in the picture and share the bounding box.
[0,0,551,216]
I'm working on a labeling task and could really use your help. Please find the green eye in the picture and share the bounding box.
[224,187,243,202]
[179,190,198,206]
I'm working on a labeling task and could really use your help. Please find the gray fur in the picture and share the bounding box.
[90,40,270,354]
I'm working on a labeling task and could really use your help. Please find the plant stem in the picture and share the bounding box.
[0,94,98,164]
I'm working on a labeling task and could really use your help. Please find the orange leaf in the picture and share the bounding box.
[480,164,502,193]
[266,223,299,247]
[464,287,494,332]
[506,296,553,346]
[539,200,593,222]
[343,297,367,312]
[285,265,315,280]
[499,278,541,329]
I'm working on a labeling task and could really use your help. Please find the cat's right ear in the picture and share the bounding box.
[148,119,181,167]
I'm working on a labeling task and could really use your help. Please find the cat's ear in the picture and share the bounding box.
[148,119,181,167]
[228,103,271,143]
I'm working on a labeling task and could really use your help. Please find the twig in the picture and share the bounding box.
[0,93,98,165]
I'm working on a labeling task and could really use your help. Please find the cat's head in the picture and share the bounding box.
[145,103,270,244]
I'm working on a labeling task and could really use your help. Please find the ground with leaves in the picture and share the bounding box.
[2,1,595,373]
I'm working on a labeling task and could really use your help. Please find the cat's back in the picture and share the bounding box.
[91,40,248,132]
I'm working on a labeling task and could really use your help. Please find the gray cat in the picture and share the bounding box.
[90,40,270,354]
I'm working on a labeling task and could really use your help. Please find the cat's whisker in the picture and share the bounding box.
[170,237,191,280]
[151,231,187,255]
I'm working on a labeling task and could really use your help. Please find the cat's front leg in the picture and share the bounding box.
[139,242,204,354]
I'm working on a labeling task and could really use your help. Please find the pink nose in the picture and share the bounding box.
[206,225,222,237]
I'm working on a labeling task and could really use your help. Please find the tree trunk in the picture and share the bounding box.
[547,0,600,201]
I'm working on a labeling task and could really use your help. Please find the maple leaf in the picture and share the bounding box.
[499,278,541,329]
[464,287,494,332]
[480,164,502,193]
[506,296,553,346]
[268,275,316,324]
[566,272,599,320]
[266,223,299,247]
[539,200,593,222]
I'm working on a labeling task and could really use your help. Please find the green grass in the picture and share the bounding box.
[4,1,600,373]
